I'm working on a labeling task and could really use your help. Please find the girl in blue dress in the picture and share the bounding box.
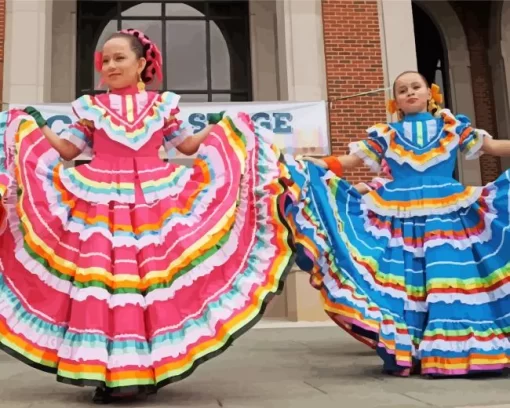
[286,70,510,377]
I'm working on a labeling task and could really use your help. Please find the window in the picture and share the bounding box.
[76,0,252,102]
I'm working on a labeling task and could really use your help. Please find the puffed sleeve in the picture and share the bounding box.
[456,114,492,160]
[162,106,193,151]
[348,124,389,172]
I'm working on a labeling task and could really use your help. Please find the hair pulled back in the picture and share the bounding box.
[99,29,163,85]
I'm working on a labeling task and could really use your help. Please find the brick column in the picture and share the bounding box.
[322,0,386,184]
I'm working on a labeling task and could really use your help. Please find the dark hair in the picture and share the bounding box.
[106,32,151,83]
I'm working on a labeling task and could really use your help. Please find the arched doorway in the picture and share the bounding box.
[489,1,510,170]
[411,0,481,186]
[412,2,455,178]
[412,3,449,107]
[76,0,252,102]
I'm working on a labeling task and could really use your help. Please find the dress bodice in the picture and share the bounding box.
[385,112,457,181]
[92,126,164,159]
[59,87,193,204]
[349,109,489,218]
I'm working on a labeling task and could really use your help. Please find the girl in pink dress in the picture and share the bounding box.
[0,29,295,404]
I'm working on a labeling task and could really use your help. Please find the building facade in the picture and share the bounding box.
[2,0,509,321]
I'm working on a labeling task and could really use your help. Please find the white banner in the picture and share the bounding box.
[9,100,330,160]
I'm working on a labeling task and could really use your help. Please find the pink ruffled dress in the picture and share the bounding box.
[0,86,294,393]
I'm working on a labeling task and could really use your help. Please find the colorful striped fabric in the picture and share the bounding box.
[284,109,510,376]
[72,91,180,151]
[363,159,392,192]
[0,97,295,394]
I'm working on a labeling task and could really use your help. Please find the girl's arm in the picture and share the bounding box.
[175,124,214,156]
[301,125,386,177]
[41,126,83,161]
[24,107,85,161]
[482,137,510,157]
[301,154,364,173]
[354,182,371,194]
[174,111,224,156]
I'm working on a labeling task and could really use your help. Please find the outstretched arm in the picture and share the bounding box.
[301,154,364,176]
[176,124,214,156]
[174,111,225,156]
[482,137,510,157]
[41,126,83,161]
[302,124,388,177]
[354,182,371,194]
[24,107,85,161]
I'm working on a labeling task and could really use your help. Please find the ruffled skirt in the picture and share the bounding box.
[285,158,510,376]
[0,111,295,392]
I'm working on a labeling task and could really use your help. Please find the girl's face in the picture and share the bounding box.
[101,37,146,90]
[394,72,431,115]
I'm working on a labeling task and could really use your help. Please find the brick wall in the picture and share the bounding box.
[0,0,4,103]
[321,0,386,184]
[450,1,501,184]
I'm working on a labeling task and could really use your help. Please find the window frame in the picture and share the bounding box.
[75,0,253,102]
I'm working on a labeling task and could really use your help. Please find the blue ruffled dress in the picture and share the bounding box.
[285,110,510,376]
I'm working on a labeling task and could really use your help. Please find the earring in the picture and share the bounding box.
[137,75,146,92]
